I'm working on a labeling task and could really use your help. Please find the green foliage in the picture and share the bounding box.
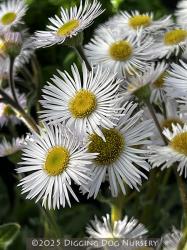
[0,223,20,250]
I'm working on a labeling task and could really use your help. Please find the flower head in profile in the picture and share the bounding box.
[0,0,27,31]
[34,0,104,48]
[84,102,153,198]
[150,124,187,177]
[17,123,97,210]
[0,137,24,157]
[0,88,26,127]
[162,227,182,250]
[126,62,168,103]
[152,27,187,58]
[86,214,148,239]
[84,27,153,77]
[40,62,122,140]
[107,11,172,35]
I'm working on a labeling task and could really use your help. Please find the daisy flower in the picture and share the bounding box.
[162,227,182,250]
[17,123,97,210]
[86,214,148,239]
[34,0,103,48]
[165,60,187,97]
[175,0,187,27]
[150,124,187,177]
[0,0,27,31]
[152,27,187,58]
[84,101,153,198]
[84,27,153,77]
[0,88,26,127]
[125,62,168,103]
[107,11,172,35]
[0,137,24,157]
[40,62,122,140]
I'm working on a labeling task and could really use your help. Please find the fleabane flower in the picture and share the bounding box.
[175,0,187,27]
[107,11,172,35]
[0,137,24,157]
[0,0,27,31]
[126,62,168,103]
[17,124,97,210]
[162,227,182,250]
[150,124,187,177]
[152,27,187,58]
[0,88,26,127]
[165,60,187,97]
[86,214,148,239]
[84,102,153,198]
[40,62,122,140]
[34,0,103,48]
[84,27,153,77]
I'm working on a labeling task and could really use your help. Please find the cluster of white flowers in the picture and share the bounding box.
[1,0,187,248]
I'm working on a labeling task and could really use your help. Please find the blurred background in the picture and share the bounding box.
[0,0,182,249]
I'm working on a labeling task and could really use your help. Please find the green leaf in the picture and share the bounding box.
[0,223,20,250]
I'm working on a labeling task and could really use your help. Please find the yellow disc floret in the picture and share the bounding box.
[109,40,133,61]
[88,128,125,166]
[170,131,187,156]
[69,90,97,118]
[57,19,79,37]
[3,104,15,116]
[44,146,70,176]
[161,118,184,131]
[164,29,187,45]
[153,73,166,89]
[129,15,151,29]
[1,12,16,25]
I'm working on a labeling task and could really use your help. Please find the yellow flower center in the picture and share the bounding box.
[69,90,97,118]
[109,40,133,61]
[170,131,187,156]
[164,29,187,45]
[162,118,184,131]
[128,15,151,29]
[56,19,79,37]
[153,72,167,89]
[88,128,125,166]
[44,146,70,176]
[1,12,17,25]
[3,105,15,116]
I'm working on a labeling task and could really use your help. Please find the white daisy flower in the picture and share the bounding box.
[84,102,153,198]
[175,0,187,27]
[86,214,148,239]
[84,28,153,77]
[0,0,27,31]
[152,27,187,58]
[125,62,168,103]
[0,137,24,157]
[150,124,187,177]
[162,227,182,250]
[165,60,187,98]
[40,62,122,140]
[107,11,172,35]
[0,88,26,127]
[0,30,35,74]
[17,123,97,210]
[34,0,104,48]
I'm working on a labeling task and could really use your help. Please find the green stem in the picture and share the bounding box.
[145,99,168,145]
[177,227,187,250]
[111,192,124,225]
[0,88,39,133]
[74,46,92,71]
[8,57,19,105]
